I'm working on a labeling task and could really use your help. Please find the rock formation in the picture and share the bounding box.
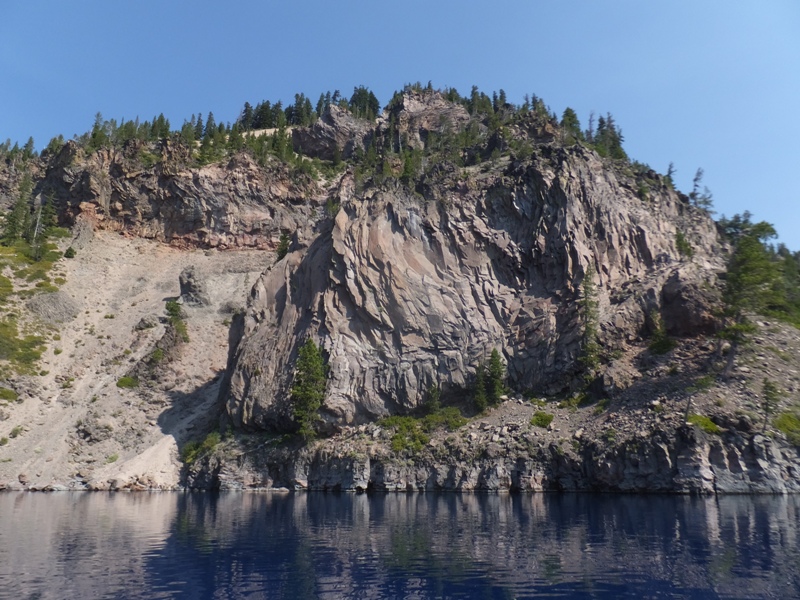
[291,104,374,161]
[179,266,210,306]
[40,141,316,250]
[3,87,799,495]
[225,136,724,433]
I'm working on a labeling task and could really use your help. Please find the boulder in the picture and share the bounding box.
[179,266,210,306]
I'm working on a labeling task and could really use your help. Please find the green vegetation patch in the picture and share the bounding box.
[774,412,800,445]
[116,376,139,389]
[0,387,17,402]
[688,414,721,435]
[0,316,45,374]
[166,300,190,342]
[381,416,430,454]
[381,406,468,455]
[675,231,694,258]
[419,407,467,432]
[530,411,554,429]
[0,275,13,303]
[687,374,716,394]
[181,431,221,464]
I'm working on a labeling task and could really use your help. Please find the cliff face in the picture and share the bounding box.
[41,140,317,250]
[7,89,798,495]
[225,134,723,433]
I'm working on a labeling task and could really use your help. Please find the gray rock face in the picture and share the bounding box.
[292,105,374,161]
[225,141,724,432]
[380,89,472,151]
[179,266,209,306]
[44,142,316,250]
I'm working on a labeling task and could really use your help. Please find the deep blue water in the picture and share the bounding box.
[1,492,799,599]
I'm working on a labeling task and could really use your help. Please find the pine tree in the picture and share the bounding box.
[762,378,780,432]
[316,93,326,118]
[22,137,36,161]
[204,112,216,139]
[241,102,254,130]
[474,363,487,412]
[487,349,506,405]
[291,338,327,440]
[579,267,601,377]
[720,224,782,378]
[3,174,33,244]
[560,108,583,145]
[194,113,204,140]
[276,232,290,261]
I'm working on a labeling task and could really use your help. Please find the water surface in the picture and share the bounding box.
[1,492,799,599]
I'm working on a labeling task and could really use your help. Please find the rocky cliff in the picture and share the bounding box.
[225,136,723,433]
[1,88,798,494]
[40,140,318,250]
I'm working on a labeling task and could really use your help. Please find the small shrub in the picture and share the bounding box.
[150,348,164,363]
[181,431,222,464]
[558,393,591,410]
[675,231,694,258]
[774,412,800,445]
[530,411,554,428]
[116,376,139,389]
[602,428,617,443]
[421,407,467,432]
[165,300,184,321]
[64,247,76,259]
[648,311,676,354]
[276,232,290,261]
[9,425,23,438]
[106,453,119,464]
[53,348,62,355]
[380,416,430,454]
[687,375,715,394]
[0,388,17,402]
[593,398,610,415]
[688,414,721,435]
[173,320,189,343]
[0,437,7,446]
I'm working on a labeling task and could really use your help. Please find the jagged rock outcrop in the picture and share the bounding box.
[380,89,472,150]
[41,141,317,249]
[225,123,724,432]
[179,266,210,306]
[291,105,374,161]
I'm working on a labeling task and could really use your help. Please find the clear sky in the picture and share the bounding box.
[2,1,799,248]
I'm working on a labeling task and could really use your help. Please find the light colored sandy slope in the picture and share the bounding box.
[0,230,272,490]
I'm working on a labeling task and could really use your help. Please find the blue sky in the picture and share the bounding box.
[2,1,799,248]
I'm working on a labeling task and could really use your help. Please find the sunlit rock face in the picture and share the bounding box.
[225,98,722,432]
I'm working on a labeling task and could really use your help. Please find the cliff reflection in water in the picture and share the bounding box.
[2,492,799,599]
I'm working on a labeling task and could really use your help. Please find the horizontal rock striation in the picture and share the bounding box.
[41,141,317,249]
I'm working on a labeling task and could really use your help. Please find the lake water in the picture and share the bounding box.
[1,492,799,599]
